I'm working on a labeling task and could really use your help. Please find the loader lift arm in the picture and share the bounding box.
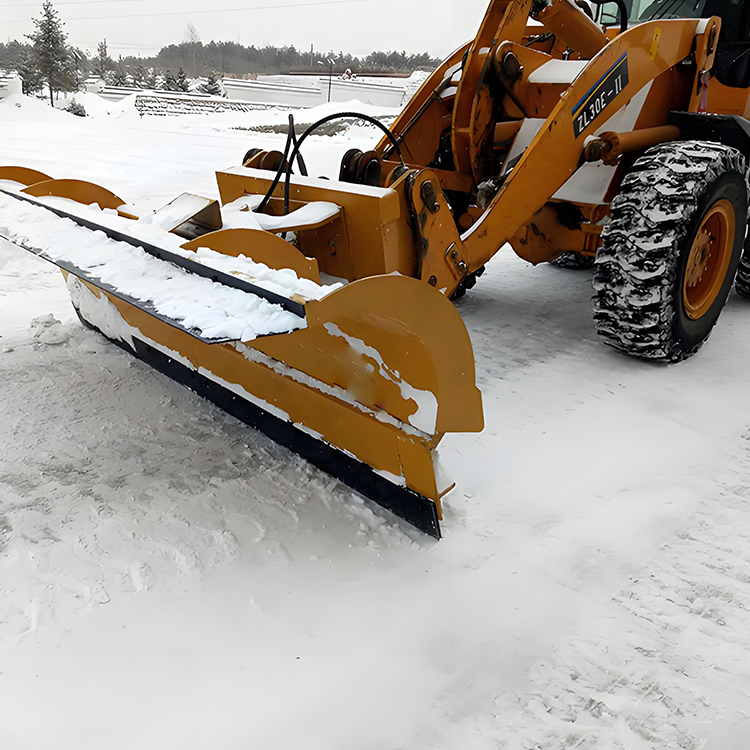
[461,17,720,270]
[375,0,723,296]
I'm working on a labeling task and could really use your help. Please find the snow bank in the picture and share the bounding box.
[0,93,73,123]
[57,91,114,119]
[107,92,143,121]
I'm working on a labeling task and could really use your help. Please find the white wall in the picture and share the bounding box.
[223,78,321,108]
[228,75,408,107]
[327,79,405,107]
[0,75,23,99]
[73,73,414,112]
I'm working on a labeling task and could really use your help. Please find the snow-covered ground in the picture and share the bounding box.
[2,95,750,749]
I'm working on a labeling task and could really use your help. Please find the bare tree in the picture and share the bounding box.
[184,23,200,44]
[92,39,113,79]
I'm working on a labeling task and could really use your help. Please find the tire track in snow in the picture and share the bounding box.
[460,435,750,750]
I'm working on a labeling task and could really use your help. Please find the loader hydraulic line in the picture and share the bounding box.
[252,114,307,214]
[253,111,405,215]
[280,112,405,214]
[584,124,682,164]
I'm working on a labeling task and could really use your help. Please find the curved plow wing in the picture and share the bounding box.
[77,274,482,537]
[182,228,322,283]
[0,166,53,186]
[22,178,126,210]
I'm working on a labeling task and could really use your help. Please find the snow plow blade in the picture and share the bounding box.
[0,172,483,537]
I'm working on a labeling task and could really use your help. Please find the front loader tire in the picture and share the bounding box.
[735,249,750,298]
[552,251,595,270]
[592,141,748,362]
[450,266,485,300]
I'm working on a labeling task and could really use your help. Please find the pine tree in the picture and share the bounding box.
[163,69,178,91]
[57,55,79,93]
[131,63,147,88]
[27,1,71,105]
[106,66,128,87]
[12,43,45,95]
[176,66,190,92]
[144,68,157,90]
[91,39,113,79]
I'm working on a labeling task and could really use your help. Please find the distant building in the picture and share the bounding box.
[0,73,23,100]
[84,76,105,94]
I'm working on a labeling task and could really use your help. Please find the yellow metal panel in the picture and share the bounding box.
[22,179,125,210]
[462,19,703,269]
[71,273,482,502]
[215,168,417,281]
[181,228,322,283]
[0,166,52,186]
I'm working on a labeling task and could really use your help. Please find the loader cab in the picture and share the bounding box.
[596,0,750,88]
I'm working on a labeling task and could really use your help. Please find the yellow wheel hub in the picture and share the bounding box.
[683,198,735,320]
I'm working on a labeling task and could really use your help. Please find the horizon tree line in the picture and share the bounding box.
[0,1,440,104]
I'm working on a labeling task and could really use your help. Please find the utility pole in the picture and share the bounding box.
[71,47,81,84]
[318,57,334,102]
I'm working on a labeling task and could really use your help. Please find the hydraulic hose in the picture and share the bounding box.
[254,112,404,215]
[253,114,296,214]
[283,112,405,214]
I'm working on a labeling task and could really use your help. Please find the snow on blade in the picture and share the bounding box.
[222,194,341,234]
[187,244,339,301]
[0,193,303,341]
[323,322,438,433]
[34,195,342,302]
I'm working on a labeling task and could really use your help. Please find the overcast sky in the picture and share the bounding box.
[1,0,491,60]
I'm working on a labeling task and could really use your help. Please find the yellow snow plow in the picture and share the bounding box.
[0,165,483,538]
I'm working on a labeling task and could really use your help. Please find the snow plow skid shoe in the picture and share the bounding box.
[0,170,483,538]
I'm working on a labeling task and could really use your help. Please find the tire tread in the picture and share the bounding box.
[592,140,749,362]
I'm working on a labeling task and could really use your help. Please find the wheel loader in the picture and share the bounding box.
[2,0,750,536]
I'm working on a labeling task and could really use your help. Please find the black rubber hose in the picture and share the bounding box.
[254,113,296,213]
[589,0,628,34]
[282,112,405,214]
[254,112,403,216]
[290,126,308,176]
